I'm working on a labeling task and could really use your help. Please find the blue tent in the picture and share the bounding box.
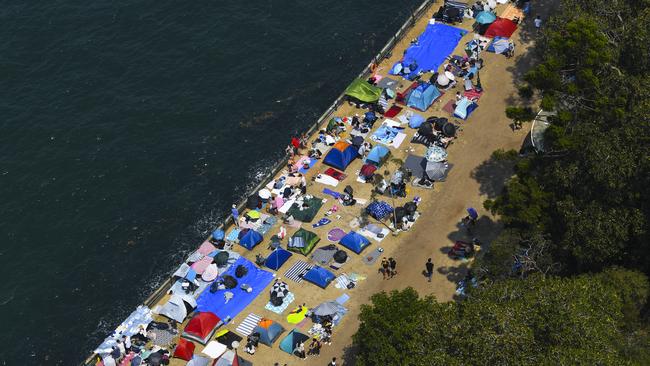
[302,266,335,288]
[323,141,359,171]
[265,248,292,271]
[279,329,310,356]
[252,319,285,346]
[238,229,263,250]
[475,11,497,25]
[406,83,441,111]
[365,145,390,166]
[339,231,371,254]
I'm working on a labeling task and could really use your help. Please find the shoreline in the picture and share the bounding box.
[84,0,547,364]
[83,1,437,364]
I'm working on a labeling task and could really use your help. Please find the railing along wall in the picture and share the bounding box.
[83,1,435,364]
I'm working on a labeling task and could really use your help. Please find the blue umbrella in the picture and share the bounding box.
[467,207,478,219]
[476,11,497,25]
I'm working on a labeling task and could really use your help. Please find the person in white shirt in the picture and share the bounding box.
[534,16,542,33]
[122,335,131,353]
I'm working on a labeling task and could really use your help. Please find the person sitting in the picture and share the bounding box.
[294,341,306,358]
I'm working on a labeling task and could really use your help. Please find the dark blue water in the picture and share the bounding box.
[0,1,423,364]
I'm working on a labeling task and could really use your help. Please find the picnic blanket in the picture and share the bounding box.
[324,168,347,181]
[286,196,323,223]
[359,225,391,242]
[287,306,309,324]
[371,123,406,148]
[334,274,352,289]
[384,105,403,118]
[235,313,262,337]
[196,257,274,320]
[311,246,337,265]
[362,247,383,265]
[315,174,339,187]
[265,292,295,314]
[284,260,312,283]
[336,293,351,305]
[226,228,240,242]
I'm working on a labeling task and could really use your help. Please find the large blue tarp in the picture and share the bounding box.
[406,83,441,111]
[196,257,274,320]
[391,23,467,79]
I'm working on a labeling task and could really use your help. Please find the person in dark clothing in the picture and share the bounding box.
[425,258,434,282]
[389,258,397,278]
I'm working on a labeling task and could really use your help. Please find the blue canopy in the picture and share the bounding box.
[366,145,390,166]
[239,229,263,250]
[476,11,497,25]
[265,248,293,271]
[323,142,359,171]
[406,83,441,111]
[279,329,310,355]
[302,266,335,288]
[390,23,468,79]
[339,231,371,254]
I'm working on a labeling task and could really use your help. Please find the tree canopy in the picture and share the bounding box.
[354,270,649,366]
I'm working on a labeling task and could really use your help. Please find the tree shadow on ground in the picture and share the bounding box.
[470,154,517,199]
[342,343,358,366]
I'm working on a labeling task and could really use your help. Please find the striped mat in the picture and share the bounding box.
[284,260,312,283]
[335,274,351,289]
[235,313,261,337]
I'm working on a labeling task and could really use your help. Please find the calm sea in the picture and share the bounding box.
[0,1,423,364]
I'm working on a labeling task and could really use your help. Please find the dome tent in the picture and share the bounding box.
[182,311,222,344]
[238,229,263,250]
[338,231,371,254]
[279,329,310,356]
[287,228,320,256]
[173,338,195,361]
[323,141,359,171]
[265,247,292,271]
[365,145,390,167]
[252,318,285,346]
[302,266,335,288]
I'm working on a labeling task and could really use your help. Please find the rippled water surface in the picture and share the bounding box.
[0,1,423,364]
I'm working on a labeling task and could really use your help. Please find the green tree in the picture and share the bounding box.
[354,270,650,366]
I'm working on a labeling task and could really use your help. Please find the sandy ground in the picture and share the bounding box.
[158,2,560,365]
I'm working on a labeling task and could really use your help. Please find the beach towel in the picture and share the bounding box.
[312,218,331,228]
[311,247,337,265]
[336,293,351,305]
[384,105,403,118]
[265,292,295,314]
[442,99,456,115]
[464,89,483,100]
[284,260,312,283]
[334,274,351,289]
[286,306,309,324]
[359,226,391,242]
[297,158,317,174]
[226,228,240,242]
[362,247,383,265]
[315,174,339,187]
[235,313,262,337]
[327,228,347,242]
[324,168,347,181]
[322,188,342,199]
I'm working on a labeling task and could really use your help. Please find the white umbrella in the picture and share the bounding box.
[425,145,448,162]
[436,73,450,86]
[258,188,271,200]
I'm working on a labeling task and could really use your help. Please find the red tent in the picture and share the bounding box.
[484,18,517,38]
[173,338,195,361]
[182,311,221,344]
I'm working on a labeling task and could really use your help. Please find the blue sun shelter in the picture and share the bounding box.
[302,266,335,289]
[238,229,263,250]
[365,145,390,167]
[279,329,310,356]
[323,141,359,171]
[406,83,441,111]
[339,231,371,254]
[265,248,292,271]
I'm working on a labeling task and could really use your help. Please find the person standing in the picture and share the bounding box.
[380,257,390,279]
[122,335,131,354]
[231,204,240,227]
[425,258,434,282]
[328,357,337,366]
[389,258,397,278]
[534,15,542,33]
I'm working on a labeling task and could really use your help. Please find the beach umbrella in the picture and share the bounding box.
[425,145,448,162]
[476,11,497,25]
[271,280,289,298]
[351,135,364,147]
[258,189,271,200]
[425,161,449,181]
[390,170,404,185]
[444,71,456,81]
[312,301,344,317]
[442,122,457,137]
[202,263,219,282]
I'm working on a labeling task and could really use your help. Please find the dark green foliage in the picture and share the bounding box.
[354,270,650,366]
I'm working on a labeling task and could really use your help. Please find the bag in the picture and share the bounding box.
[333,250,348,264]
[235,265,248,278]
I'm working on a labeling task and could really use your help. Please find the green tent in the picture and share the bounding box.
[344,78,382,103]
[288,228,320,256]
